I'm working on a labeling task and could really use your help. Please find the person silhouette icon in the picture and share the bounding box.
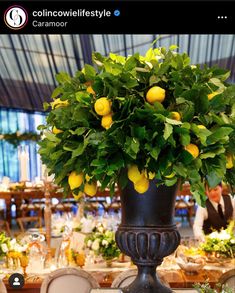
[13,277,20,286]
[9,273,24,288]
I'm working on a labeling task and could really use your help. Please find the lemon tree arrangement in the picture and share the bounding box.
[38,45,235,206]
[199,220,235,259]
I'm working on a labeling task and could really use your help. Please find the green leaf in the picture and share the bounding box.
[200,147,224,159]
[91,158,106,166]
[43,102,50,111]
[165,177,177,186]
[207,127,233,145]
[149,146,160,159]
[187,169,201,183]
[149,75,161,86]
[209,78,226,91]
[132,126,146,140]
[124,55,138,71]
[109,53,126,64]
[165,118,182,125]
[145,48,156,62]
[55,72,71,84]
[75,91,91,105]
[118,171,128,190]
[83,64,96,79]
[179,150,194,165]
[211,69,230,81]
[51,87,63,99]
[169,45,178,51]
[124,137,140,159]
[103,61,122,75]
[181,122,191,129]
[44,131,61,143]
[72,139,88,158]
[163,123,173,140]
[180,133,191,146]
[173,164,187,177]
[69,127,87,136]
[190,187,206,207]
[206,172,222,187]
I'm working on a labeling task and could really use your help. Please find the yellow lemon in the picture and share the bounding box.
[94,97,111,116]
[84,182,97,196]
[208,92,219,100]
[52,126,63,134]
[73,191,84,200]
[171,111,181,121]
[146,86,166,104]
[51,98,68,109]
[144,170,155,180]
[87,86,95,95]
[68,171,83,190]
[197,125,206,129]
[226,154,234,169]
[185,144,200,158]
[101,114,113,129]
[134,177,149,194]
[127,165,145,183]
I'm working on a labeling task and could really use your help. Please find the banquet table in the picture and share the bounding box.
[0,188,120,223]
[0,183,194,224]
[1,259,234,293]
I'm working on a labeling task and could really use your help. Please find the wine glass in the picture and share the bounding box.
[20,253,29,277]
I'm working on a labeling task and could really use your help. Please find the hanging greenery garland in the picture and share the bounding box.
[0,132,41,147]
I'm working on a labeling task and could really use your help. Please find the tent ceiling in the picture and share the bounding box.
[0,34,234,112]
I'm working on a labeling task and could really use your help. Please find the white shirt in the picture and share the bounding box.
[193,195,235,242]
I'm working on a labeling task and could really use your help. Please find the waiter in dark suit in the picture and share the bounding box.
[193,183,235,242]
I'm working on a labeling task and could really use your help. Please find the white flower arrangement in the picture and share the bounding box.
[85,226,120,261]
[200,220,235,258]
[0,232,28,258]
[8,239,28,253]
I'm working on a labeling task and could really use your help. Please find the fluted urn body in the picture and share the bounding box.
[115,180,181,293]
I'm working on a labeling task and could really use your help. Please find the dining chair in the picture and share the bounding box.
[16,216,42,233]
[0,279,7,293]
[0,219,11,236]
[218,268,235,292]
[40,268,100,293]
[175,197,194,227]
[20,203,43,218]
[111,269,170,289]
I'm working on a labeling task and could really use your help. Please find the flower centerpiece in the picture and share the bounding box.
[38,45,235,204]
[0,235,28,269]
[0,232,10,258]
[85,225,120,266]
[200,220,235,259]
[194,281,234,293]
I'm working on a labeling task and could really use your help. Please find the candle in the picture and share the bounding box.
[41,162,48,181]
[19,147,29,182]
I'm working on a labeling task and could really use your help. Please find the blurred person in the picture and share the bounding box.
[193,183,235,242]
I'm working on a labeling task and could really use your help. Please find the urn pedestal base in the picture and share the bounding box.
[121,266,172,293]
[116,225,180,293]
[116,180,181,293]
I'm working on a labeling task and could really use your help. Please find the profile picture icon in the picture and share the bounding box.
[8,273,25,289]
[4,5,28,30]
